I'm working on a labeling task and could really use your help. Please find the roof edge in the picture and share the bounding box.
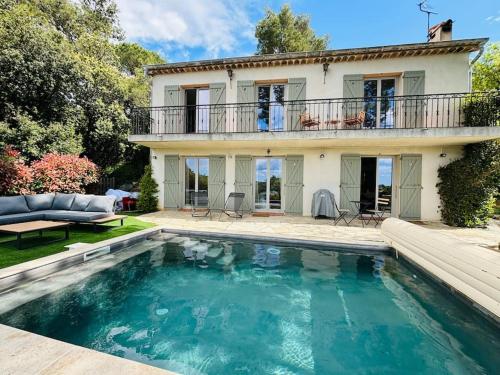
[146,38,488,76]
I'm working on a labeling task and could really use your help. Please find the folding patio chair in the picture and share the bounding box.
[333,198,350,226]
[219,192,245,219]
[191,191,211,217]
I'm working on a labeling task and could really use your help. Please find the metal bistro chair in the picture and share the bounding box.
[219,192,245,219]
[333,199,350,226]
[191,191,211,217]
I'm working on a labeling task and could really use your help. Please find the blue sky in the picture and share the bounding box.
[116,0,500,63]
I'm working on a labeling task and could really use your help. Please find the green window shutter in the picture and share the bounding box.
[399,154,422,220]
[402,71,425,128]
[284,155,304,214]
[287,78,307,131]
[234,155,253,212]
[343,74,364,119]
[209,83,226,133]
[236,80,255,132]
[340,155,361,213]
[208,155,226,210]
[164,155,180,208]
[164,85,183,133]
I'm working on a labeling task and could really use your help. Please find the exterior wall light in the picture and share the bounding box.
[227,68,234,81]
[322,63,330,83]
[320,153,325,159]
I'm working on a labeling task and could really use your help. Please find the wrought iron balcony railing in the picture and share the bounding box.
[131,92,499,136]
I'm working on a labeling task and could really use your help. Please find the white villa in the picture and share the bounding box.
[129,24,499,221]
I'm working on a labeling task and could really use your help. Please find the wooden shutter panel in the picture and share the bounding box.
[340,155,361,213]
[209,83,226,133]
[208,155,226,209]
[236,81,256,132]
[164,155,180,208]
[402,71,425,128]
[164,85,183,133]
[399,155,422,219]
[343,74,364,120]
[234,155,253,212]
[287,78,307,131]
[284,155,304,214]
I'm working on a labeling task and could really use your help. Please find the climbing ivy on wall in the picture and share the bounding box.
[437,141,500,227]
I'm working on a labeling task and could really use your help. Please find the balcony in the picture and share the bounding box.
[129,92,499,148]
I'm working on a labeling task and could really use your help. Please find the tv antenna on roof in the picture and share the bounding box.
[418,1,438,41]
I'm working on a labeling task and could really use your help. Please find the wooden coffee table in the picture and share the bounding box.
[0,220,72,249]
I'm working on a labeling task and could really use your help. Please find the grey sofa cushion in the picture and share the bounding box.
[71,194,95,211]
[0,196,30,216]
[85,196,115,213]
[51,193,76,210]
[0,212,45,225]
[25,193,56,211]
[43,210,110,222]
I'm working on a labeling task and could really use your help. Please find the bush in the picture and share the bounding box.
[137,164,159,212]
[437,141,500,227]
[463,94,500,128]
[31,154,99,193]
[0,146,33,195]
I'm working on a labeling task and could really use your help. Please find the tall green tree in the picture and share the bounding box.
[472,42,500,91]
[255,4,329,54]
[0,0,165,172]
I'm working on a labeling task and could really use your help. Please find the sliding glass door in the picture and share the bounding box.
[255,158,282,210]
[185,158,209,205]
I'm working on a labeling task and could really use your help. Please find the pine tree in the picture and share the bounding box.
[137,164,159,212]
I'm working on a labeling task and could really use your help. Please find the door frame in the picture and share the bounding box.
[253,156,285,212]
[256,84,288,132]
[359,155,396,214]
[181,156,210,208]
[363,77,399,128]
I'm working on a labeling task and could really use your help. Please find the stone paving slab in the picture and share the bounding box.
[0,324,174,375]
[139,211,500,251]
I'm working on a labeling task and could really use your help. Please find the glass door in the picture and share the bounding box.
[257,85,285,132]
[185,158,209,205]
[255,158,282,210]
[185,88,209,133]
[363,78,396,128]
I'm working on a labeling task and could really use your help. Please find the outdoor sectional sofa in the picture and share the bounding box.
[0,193,116,225]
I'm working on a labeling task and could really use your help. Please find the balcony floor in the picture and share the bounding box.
[129,126,500,149]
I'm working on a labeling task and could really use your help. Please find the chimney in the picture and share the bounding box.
[428,19,453,42]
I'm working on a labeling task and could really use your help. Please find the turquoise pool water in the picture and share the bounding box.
[0,235,499,374]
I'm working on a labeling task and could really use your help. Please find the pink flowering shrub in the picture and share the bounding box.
[0,146,33,195]
[31,153,99,193]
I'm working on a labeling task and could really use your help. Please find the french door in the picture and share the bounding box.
[255,158,283,210]
[184,158,209,205]
[257,85,285,131]
[363,78,396,128]
[185,88,209,133]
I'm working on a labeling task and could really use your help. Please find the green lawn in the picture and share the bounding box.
[0,215,156,269]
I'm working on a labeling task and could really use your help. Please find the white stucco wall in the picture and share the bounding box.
[149,145,462,221]
[145,52,469,221]
[150,53,470,106]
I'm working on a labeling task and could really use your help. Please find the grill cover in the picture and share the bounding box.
[311,189,336,218]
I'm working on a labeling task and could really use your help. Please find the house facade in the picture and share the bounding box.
[129,34,499,221]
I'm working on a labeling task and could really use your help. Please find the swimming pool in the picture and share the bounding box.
[0,234,498,374]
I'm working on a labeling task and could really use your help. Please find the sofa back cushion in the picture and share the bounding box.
[71,194,95,211]
[85,196,116,213]
[0,196,30,215]
[25,193,55,211]
[52,193,76,210]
